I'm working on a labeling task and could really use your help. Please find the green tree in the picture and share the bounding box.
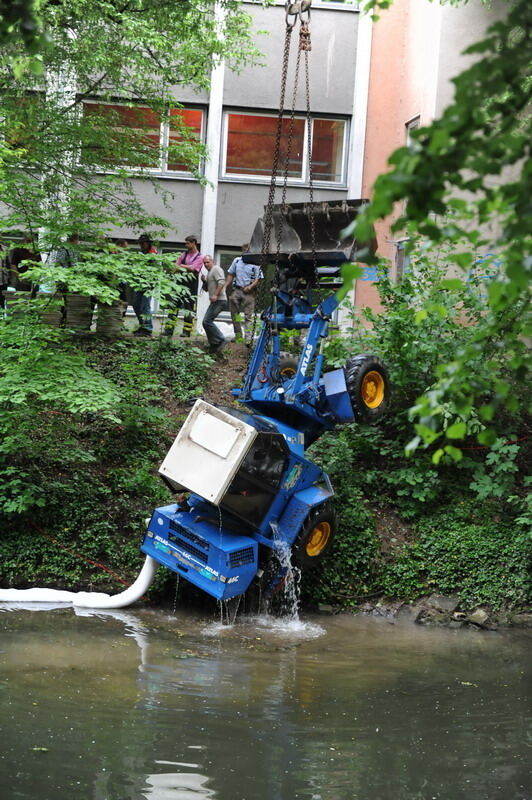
[0,0,261,241]
[352,0,531,456]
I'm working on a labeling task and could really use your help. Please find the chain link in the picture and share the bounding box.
[245,2,314,367]
[276,44,302,279]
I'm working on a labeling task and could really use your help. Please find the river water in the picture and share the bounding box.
[0,604,530,800]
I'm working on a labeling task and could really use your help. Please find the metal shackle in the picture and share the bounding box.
[285,0,311,29]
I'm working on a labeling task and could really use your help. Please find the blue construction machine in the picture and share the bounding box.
[140,199,390,602]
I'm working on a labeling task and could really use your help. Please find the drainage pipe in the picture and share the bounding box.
[0,555,158,609]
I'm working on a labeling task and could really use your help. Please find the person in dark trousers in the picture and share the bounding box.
[116,239,135,315]
[0,243,9,308]
[133,234,157,336]
[48,233,81,325]
[7,235,41,293]
[202,254,227,353]
[224,244,263,345]
[167,235,203,337]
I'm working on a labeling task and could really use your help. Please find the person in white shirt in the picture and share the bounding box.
[202,255,227,352]
[224,244,263,345]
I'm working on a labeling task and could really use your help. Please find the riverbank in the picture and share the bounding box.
[0,335,529,619]
[319,597,532,631]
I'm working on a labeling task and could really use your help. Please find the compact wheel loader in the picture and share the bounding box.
[140,200,390,601]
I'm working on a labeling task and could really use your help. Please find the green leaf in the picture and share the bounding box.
[441,279,464,291]
[335,262,364,303]
[479,404,495,422]
[432,448,444,465]
[414,423,441,446]
[446,422,466,439]
[478,429,497,446]
[444,445,463,462]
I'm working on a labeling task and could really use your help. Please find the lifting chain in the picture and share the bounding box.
[299,22,311,52]
[247,0,314,365]
[304,44,317,280]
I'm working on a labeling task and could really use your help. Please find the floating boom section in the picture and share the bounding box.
[0,555,159,608]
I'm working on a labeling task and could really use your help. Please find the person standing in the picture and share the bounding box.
[50,233,80,270]
[7,235,41,293]
[169,235,204,337]
[224,244,263,345]
[0,244,8,308]
[132,234,157,337]
[47,233,81,324]
[202,255,227,353]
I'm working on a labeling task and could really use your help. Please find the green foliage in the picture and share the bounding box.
[320,246,529,506]
[381,501,532,608]
[0,0,260,238]
[24,247,190,307]
[0,333,213,592]
[0,331,211,518]
[349,0,531,452]
[468,437,521,501]
[301,492,379,607]
[301,247,530,610]
[140,339,214,402]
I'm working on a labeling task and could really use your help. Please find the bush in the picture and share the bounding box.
[0,335,213,592]
[381,501,532,608]
[301,492,379,607]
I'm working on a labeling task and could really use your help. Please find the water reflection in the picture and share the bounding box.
[142,762,216,799]
[0,606,530,800]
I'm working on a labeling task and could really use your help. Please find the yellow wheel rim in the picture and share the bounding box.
[280,366,296,379]
[305,521,331,557]
[361,370,385,408]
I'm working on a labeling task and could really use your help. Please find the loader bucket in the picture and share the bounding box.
[244,199,375,271]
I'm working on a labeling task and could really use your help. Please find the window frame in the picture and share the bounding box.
[405,115,420,146]
[82,100,206,178]
[221,109,349,187]
[243,0,359,9]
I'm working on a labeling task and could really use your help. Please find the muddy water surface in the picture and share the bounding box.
[0,605,530,800]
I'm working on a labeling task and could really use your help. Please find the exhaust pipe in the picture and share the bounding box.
[0,555,158,609]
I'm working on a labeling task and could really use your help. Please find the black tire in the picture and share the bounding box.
[292,504,336,570]
[278,351,298,380]
[344,354,389,423]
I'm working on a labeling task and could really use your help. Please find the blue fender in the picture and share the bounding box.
[276,484,334,549]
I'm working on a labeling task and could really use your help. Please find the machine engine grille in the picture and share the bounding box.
[228,547,255,568]
[168,533,208,564]
[169,520,210,551]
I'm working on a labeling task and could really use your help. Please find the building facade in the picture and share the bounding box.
[98,1,368,324]
[359,0,509,312]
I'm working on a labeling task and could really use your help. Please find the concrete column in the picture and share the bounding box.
[343,7,373,326]
[347,9,372,199]
[197,1,226,333]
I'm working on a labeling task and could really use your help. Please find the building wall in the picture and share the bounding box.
[224,3,358,114]
[111,1,362,254]
[360,0,508,311]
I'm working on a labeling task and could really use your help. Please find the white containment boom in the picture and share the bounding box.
[0,555,158,609]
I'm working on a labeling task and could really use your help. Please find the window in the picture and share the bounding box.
[223,111,347,185]
[405,115,420,146]
[167,108,204,172]
[83,102,205,175]
[312,118,345,182]
[217,249,242,275]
